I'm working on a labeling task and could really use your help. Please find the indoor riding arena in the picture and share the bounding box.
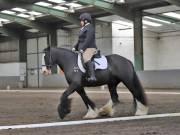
[0,0,180,135]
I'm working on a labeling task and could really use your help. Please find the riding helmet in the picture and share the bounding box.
[79,13,92,22]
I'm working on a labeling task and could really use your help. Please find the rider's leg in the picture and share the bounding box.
[83,48,97,81]
[86,60,97,81]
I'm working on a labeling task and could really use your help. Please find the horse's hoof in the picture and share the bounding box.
[135,100,148,116]
[58,105,70,119]
[83,107,99,119]
[135,106,148,116]
[99,106,114,117]
[58,98,72,119]
[99,99,114,117]
[59,108,70,119]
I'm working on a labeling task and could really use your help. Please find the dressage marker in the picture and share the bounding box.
[0,112,180,130]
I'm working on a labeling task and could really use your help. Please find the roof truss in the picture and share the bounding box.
[77,0,133,20]
[0,12,54,33]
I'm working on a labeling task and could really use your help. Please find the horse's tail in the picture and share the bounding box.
[133,70,148,106]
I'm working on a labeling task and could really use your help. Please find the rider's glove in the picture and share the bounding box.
[72,48,76,52]
[79,49,84,54]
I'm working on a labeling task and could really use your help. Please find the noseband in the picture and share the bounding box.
[41,48,54,69]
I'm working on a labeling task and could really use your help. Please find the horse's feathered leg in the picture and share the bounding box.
[58,84,77,119]
[132,72,148,115]
[108,83,120,104]
[76,88,96,109]
[123,71,148,116]
[76,88,99,119]
[99,83,120,117]
[99,99,114,117]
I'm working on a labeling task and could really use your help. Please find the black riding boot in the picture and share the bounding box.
[86,61,97,82]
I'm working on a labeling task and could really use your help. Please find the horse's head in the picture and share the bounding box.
[41,47,53,75]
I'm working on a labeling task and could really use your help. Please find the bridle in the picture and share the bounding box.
[41,49,54,70]
[41,34,54,70]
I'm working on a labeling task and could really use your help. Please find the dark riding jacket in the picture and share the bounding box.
[74,23,97,51]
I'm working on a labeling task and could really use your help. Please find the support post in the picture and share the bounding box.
[50,30,57,47]
[19,38,27,62]
[133,10,144,71]
[48,30,57,73]
[19,38,27,88]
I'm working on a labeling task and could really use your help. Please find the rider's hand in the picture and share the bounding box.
[79,49,84,54]
[72,48,76,52]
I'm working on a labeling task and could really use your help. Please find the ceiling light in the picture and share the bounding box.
[143,20,162,27]
[0,18,9,22]
[35,2,52,7]
[163,12,180,20]
[17,13,30,18]
[26,29,39,33]
[53,6,68,11]
[104,0,115,3]
[68,6,75,13]
[113,20,133,27]
[48,0,65,4]
[12,7,27,12]
[116,0,125,4]
[29,14,35,20]
[1,10,16,15]
[66,3,82,8]
[28,11,42,16]
[104,0,125,3]
[144,16,171,24]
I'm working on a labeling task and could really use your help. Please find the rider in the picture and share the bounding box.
[72,12,97,82]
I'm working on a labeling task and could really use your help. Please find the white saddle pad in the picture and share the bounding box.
[78,54,108,73]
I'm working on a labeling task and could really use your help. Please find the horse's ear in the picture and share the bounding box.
[43,46,50,53]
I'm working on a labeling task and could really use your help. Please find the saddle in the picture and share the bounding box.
[78,51,108,73]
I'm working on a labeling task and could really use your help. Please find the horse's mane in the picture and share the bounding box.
[43,46,72,53]
[56,47,71,52]
[56,47,74,54]
[53,47,77,57]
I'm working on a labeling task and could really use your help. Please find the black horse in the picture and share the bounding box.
[42,47,148,119]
